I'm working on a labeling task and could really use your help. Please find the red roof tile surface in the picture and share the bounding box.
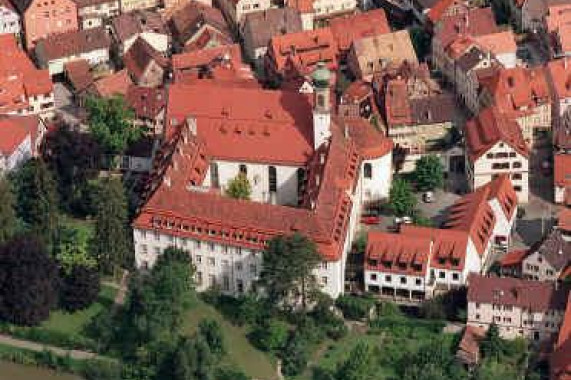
[0,115,34,155]
[123,37,169,84]
[465,106,529,162]
[434,7,498,49]
[554,154,571,188]
[329,9,390,52]
[551,292,571,380]
[499,249,529,267]
[125,85,166,120]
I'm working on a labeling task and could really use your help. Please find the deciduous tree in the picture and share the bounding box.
[60,265,100,312]
[388,178,416,217]
[225,173,252,200]
[413,155,444,191]
[55,225,97,275]
[259,233,321,308]
[335,342,374,380]
[0,235,58,325]
[85,96,140,154]
[199,319,225,356]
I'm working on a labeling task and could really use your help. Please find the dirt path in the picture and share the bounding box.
[0,334,101,361]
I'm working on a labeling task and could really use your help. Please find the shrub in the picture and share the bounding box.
[81,359,122,380]
[335,295,375,321]
[249,318,289,352]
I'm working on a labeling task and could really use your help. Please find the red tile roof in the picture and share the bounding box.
[123,37,168,84]
[329,9,390,52]
[456,325,486,366]
[288,0,314,13]
[465,106,529,162]
[35,27,111,61]
[473,30,517,55]
[480,66,550,117]
[434,7,498,50]
[165,83,315,165]
[548,58,571,102]
[125,85,166,120]
[0,35,52,114]
[546,3,571,54]
[554,154,571,187]
[0,115,34,155]
[467,273,569,312]
[335,117,393,160]
[65,59,93,92]
[558,208,571,233]
[266,27,338,80]
[499,249,529,267]
[90,69,133,98]
[169,1,230,47]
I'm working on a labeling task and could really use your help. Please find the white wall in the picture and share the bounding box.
[361,153,392,202]
[123,32,169,54]
[0,7,20,35]
[202,160,303,206]
[0,134,32,173]
[46,48,109,76]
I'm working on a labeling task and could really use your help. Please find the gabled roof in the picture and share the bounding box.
[554,154,571,187]
[165,82,315,165]
[169,1,229,45]
[547,58,571,101]
[334,117,393,160]
[533,229,571,272]
[473,30,517,56]
[465,106,529,162]
[35,27,111,61]
[352,30,418,68]
[499,249,529,267]
[0,115,35,156]
[467,273,569,312]
[125,85,166,120]
[112,11,167,44]
[434,7,498,49]
[123,37,168,83]
[551,292,571,380]
[329,9,390,52]
[65,59,93,92]
[242,7,303,50]
[89,69,132,98]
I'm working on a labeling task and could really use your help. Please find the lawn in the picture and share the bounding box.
[183,298,278,380]
[41,285,116,337]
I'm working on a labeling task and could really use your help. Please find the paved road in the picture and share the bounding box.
[0,334,100,361]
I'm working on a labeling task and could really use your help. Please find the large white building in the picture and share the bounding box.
[132,65,393,298]
[365,175,518,302]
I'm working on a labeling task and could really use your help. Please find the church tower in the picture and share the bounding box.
[312,62,332,149]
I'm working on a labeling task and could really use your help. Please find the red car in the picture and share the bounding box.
[360,213,381,225]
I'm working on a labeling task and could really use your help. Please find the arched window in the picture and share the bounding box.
[239,164,247,175]
[268,166,277,192]
[364,163,372,179]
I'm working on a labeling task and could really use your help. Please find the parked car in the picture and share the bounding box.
[361,211,381,225]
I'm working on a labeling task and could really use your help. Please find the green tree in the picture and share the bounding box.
[12,159,59,246]
[0,178,17,244]
[259,233,321,308]
[225,173,252,200]
[388,178,416,217]
[250,318,289,352]
[335,342,374,380]
[54,225,97,275]
[281,332,309,376]
[480,323,503,360]
[92,177,130,273]
[476,359,519,380]
[198,319,225,356]
[59,264,100,312]
[0,235,59,325]
[171,336,214,380]
[413,155,444,191]
[215,367,250,380]
[86,95,140,154]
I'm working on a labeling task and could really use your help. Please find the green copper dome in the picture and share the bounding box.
[312,62,331,87]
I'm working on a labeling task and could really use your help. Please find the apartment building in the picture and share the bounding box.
[467,274,569,343]
[287,0,358,30]
[465,107,530,203]
[73,0,119,29]
[111,11,169,55]
[216,0,271,26]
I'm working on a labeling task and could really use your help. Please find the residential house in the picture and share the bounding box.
[547,58,571,117]
[125,85,166,135]
[287,0,358,30]
[171,44,258,87]
[465,106,530,203]
[0,115,46,172]
[347,30,418,81]
[35,27,111,76]
[338,80,378,120]
[466,274,569,342]
[432,7,499,78]
[120,0,159,13]
[365,174,518,301]
[132,69,393,298]
[111,11,169,55]
[472,31,518,69]
[499,249,529,278]
[521,228,571,282]
[384,77,457,172]
[545,2,571,57]
[64,59,94,102]
[551,292,571,380]
[0,0,20,35]
[479,66,552,144]
[168,2,232,52]
[123,37,168,88]
[456,326,486,368]
[408,0,472,25]
[216,0,272,27]
[73,0,120,29]
[12,0,79,50]
[328,9,390,61]
[82,68,132,100]
[0,35,54,119]
[241,7,303,63]
[164,0,212,12]
[265,27,338,87]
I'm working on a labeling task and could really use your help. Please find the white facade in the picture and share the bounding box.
[218,0,272,26]
[0,5,20,35]
[0,135,32,173]
[202,160,303,206]
[78,0,120,29]
[121,32,169,55]
[43,48,110,76]
[361,153,391,202]
[295,0,357,29]
[467,142,529,203]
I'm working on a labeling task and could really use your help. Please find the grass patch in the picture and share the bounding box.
[183,298,277,380]
[58,215,95,238]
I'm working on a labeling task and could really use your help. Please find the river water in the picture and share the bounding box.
[0,361,82,380]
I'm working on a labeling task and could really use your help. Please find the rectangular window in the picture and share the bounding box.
[249,264,257,275]
[222,260,229,269]
[154,231,160,241]
[196,271,203,285]
[385,275,391,282]
[321,276,328,285]
[140,230,147,239]
[195,255,202,264]
[400,276,406,284]
[415,278,421,286]
[140,244,148,255]
[439,271,445,279]
[236,262,243,271]
[208,257,215,266]
[370,273,377,281]
[452,273,459,281]
[222,276,230,291]
[209,242,215,251]
[236,279,244,293]
[209,275,216,287]
[154,247,160,255]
